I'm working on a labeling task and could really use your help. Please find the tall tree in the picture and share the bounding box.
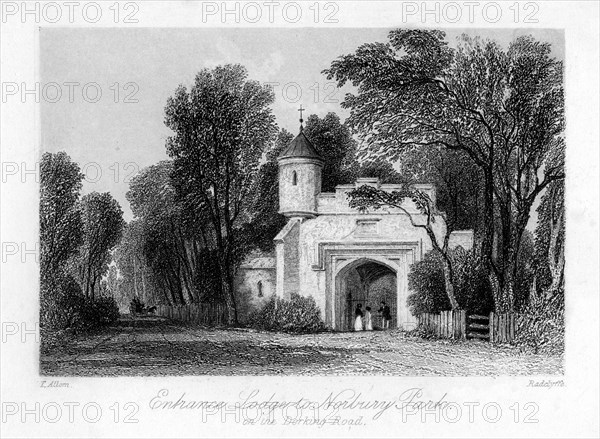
[127,161,198,305]
[40,151,84,280]
[164,64,277,324]
[73,192,125,299]
[325,30,565,311]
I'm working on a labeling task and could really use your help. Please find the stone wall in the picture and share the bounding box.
[234,259,276,323]
[293,212,446,330]
[317,180,437,216]
[272,173,475,330]
[278,159,322,217]
[274,219,301,300]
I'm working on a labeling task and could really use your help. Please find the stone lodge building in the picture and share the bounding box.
[235,124,473,330]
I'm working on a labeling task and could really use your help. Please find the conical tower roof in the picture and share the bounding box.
[278,126,323,162]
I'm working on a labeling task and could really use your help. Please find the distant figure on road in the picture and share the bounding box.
[379,301,392,329]
[354,304,364,331]
[364,306,373,331]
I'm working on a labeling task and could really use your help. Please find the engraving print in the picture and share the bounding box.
[39,27,565,377]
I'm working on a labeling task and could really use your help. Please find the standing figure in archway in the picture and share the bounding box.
[379,301,392,330]
[354,304,364,331]
[364,307,373,331]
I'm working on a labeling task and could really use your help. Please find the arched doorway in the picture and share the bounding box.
[334,258,398,331]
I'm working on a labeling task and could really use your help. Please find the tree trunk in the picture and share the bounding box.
[529,275,538,305]
[174,271,186,305]
[546,191,565,300]
[481,169,503,311]
[502,271,515,312]
[481,170,496,265]
[216,249,238,325]
[161,283,172,305]
[222,274,238,325]
[488,269,502,312]
[548,266,565,300]
[133,256,139,298]
[440,254,459,310]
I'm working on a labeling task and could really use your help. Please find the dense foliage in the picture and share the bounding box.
[248,293,325,333]
[164,64,277,324]
[122,161,223,306]
[397,147,484,237]
[533,180,565,299]
[40,272,119,331]
[302,112,357,191]
[70,192,125,299]
[325,29,565,312]
[513,178,565,353]
[514,294,564,354]
[407,240,537,318]
[40,152,123,332]
[407,249,493,316]
[243,129,292,253]
[40,151,84,281]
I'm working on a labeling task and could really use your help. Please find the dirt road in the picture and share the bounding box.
[40,317,563,376]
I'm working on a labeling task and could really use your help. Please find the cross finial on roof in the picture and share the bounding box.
[298,104,305,131]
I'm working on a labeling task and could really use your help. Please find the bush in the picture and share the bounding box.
[248,293,325,333]
[452,247,495,315]
[407,248,494,316]
[85,296,120,327]
[407,251,447,315]
[514,293,564,355]
[41,273,85,330]
[40,273,120,331]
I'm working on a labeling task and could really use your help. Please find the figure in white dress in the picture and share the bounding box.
[364,306,373,331]
[354,304,364,331]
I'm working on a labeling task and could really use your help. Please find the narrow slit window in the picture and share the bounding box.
[292,171,297,186]
[257,281,263,297]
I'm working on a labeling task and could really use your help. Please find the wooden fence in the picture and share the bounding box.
[419,310,518,343]
[489,312,517,343]
[155,303,227,326]
[418,310,467,339]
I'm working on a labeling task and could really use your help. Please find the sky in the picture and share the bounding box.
[40,27,564,221]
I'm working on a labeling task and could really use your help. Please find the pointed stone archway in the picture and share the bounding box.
[313,241,421,330]
[334,257,398,330]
